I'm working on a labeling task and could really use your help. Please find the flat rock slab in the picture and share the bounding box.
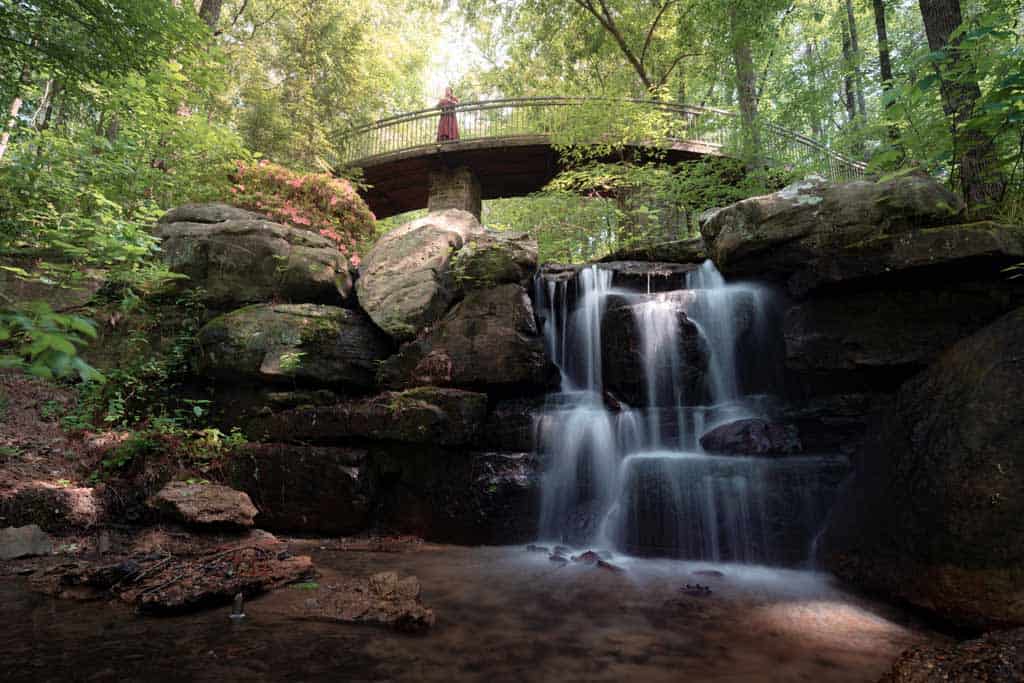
[148,482,258,529]
[0,524,53,560]
[31,540,314,614]
[292,570,435,633]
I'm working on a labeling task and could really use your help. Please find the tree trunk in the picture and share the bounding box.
[841,29,857,125]
[199,0,225,31]
[918,0,1006,206]
[845,0,867,118]
[871,0,900,142]
[0,63,32,162]
[730,5,760,160]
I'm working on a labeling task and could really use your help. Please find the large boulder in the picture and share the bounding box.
[378,284,556,392]
[248,387,489,447]
[357,209,484,341]
[600,293,708,406]
[147,482,258,529]
[196,304,393,389]
[156,203,352,306]
[227,444,370,535]
[450,231,538,289]
[699,175,1024,294]
[0,524,53,560]
[820,307,1024,630]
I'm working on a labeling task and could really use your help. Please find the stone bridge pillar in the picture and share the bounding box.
[428,166,481,220]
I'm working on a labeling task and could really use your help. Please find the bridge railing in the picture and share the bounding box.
[335,97,866,182]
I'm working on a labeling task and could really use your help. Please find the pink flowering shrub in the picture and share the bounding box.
[227,160,375,266]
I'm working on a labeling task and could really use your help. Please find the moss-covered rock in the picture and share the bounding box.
[155,203,352,307]
[196,303,393,389]
[450,231,537,290]
[247,387,489,447]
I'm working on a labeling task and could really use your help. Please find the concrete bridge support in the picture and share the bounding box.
[428,166,481,220]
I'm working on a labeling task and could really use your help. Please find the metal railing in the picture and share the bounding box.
[335,97,867,182]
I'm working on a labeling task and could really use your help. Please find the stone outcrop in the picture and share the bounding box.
[228,444,370,534]
[371,449,540,545]
[357,209,485,341]
[249,387,489,447]
[699,419,802,456]
[820,307,1024,630]
[450,231,538,289]
[0,524,53,560]
[600,293,708,406]
[156,203,352,306]
[700,175,1024,294]
[378,284,556,392]
[147,482,258,529]
[196,304,392,389]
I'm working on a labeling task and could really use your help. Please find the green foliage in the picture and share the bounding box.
[228,160,377,264]
[0,302,101,382]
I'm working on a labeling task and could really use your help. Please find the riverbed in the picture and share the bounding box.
[1,542,941,682]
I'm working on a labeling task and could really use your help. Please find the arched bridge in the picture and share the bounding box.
[335,97,866,220]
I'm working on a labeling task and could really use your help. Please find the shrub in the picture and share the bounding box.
[228,161,376,266]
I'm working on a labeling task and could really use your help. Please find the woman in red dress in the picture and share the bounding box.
[436,86,460,142]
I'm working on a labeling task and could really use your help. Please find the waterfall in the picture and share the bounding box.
[533,262,843,566]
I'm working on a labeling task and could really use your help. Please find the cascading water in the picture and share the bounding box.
[533,261,844,566]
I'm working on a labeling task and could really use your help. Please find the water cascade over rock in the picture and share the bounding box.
[533,261,847,566]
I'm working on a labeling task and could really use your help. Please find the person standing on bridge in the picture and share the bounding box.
[436,86,460,142]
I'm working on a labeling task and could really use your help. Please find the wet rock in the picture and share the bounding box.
[378,284,557,392]
[525,544,549,553]
[294,571,435,632]
[680,584,712,597]
[549,553,568,565]
[880,628,1024,683]
[572,550,601,565]
[0,524,53,560]
[596,559,624,573]
[699,419,802,456]
[156,204,352,306]
[227,444,370,535]
[481,396,546,451]
[252,387,489,447]
[599,236,708,265]
[600,293,709,407]
[148,482,258,530]
[358,209,485,341]
[196,304,393,389]
[692,569,724,578]
[450,231,538,289]
[820,307,1024,630]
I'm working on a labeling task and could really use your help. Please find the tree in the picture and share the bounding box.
[917,0,1006,206]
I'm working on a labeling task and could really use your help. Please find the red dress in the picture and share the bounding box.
[437,94,460,142]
